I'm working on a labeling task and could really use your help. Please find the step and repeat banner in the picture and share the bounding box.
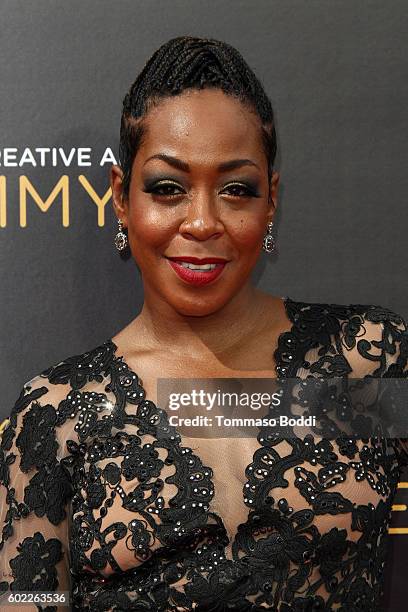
[1,1,407,609]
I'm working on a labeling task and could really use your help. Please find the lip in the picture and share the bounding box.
[165,256,229,286]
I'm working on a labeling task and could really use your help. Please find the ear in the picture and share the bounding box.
[267,171,279,223]
[110,165,129,227]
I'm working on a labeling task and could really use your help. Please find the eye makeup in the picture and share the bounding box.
[142,175,185,193]
[142,175,262,198]
[222,180,261,198]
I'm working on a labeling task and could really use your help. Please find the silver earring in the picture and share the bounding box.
[114,219,128,251]
[262,221,276,253]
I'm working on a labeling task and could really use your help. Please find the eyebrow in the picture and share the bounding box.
[143,153,260,172]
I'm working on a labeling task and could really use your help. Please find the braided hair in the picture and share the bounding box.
[119,36,277,201]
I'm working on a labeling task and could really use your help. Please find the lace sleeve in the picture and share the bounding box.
[0,375,74,612]
[340,303,408,470]
[380,307,408,469]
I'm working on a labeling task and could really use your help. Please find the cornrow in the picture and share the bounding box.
[118,36,277,200]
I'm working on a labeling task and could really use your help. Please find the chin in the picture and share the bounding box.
[168,295,231,317]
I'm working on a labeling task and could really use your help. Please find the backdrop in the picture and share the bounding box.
[0,1,407,608]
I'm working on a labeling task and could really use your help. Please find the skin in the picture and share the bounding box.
[110,88,292,395]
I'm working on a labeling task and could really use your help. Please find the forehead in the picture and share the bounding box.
[138,89,264,163]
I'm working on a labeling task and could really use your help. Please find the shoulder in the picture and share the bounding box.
[1,339,117,445]
[37,338,117,388]
[287,297,407,377]
[27,337,118,415]
[22,337,117,407]
[288,296,406,328]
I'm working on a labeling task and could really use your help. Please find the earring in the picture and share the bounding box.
[262,221,276,253]
[114,219,128,251]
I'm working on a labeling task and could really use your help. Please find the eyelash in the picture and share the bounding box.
[143,181,260,199]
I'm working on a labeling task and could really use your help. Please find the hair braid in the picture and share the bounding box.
[118,36,277,200]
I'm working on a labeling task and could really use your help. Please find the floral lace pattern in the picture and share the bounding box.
[1,297,408,611]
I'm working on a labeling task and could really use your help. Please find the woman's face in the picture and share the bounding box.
[111,88,279,316]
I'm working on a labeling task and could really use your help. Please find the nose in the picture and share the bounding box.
[178,193,224,241]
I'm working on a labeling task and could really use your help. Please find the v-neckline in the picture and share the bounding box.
[99,295,302,557]
[106,295,300,403]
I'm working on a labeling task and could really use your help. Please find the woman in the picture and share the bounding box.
[0,36,407,612]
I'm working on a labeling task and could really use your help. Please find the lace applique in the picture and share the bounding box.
[0,297,407,611]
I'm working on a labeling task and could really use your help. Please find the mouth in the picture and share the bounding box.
[164,256,230,286]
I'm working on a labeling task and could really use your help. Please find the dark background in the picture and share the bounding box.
[0,1,407,607]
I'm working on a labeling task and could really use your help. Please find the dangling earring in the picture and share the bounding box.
[262,221,276,253]
[114,219,128,251]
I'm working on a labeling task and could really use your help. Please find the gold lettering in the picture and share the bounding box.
[78,175,111,227]
[19,175,69,227]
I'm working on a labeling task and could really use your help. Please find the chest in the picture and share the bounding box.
[70,401,399,579]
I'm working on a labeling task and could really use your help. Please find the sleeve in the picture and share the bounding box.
[0,376,74,612]
[380,307,408,469]
[345,303,408,469]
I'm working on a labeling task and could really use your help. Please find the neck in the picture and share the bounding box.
[130,283,278,358]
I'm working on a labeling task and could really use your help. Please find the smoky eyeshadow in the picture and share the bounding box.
[141,174,262,197]
[142,175,183,192]
[237,179,261,197]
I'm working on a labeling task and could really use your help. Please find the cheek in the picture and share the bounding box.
[230,215,266,249]
[128,204,174,252]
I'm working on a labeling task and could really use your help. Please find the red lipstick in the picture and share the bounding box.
[165,256,229,286]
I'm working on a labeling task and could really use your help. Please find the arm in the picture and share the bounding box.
[338,302,408,468]
[0,377,74,612]
[377,306,408,468]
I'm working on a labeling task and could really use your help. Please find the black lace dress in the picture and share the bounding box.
[1,297,408,612]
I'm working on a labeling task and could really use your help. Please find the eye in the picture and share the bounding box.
[143,181,185,198]
[221,182,260,198]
